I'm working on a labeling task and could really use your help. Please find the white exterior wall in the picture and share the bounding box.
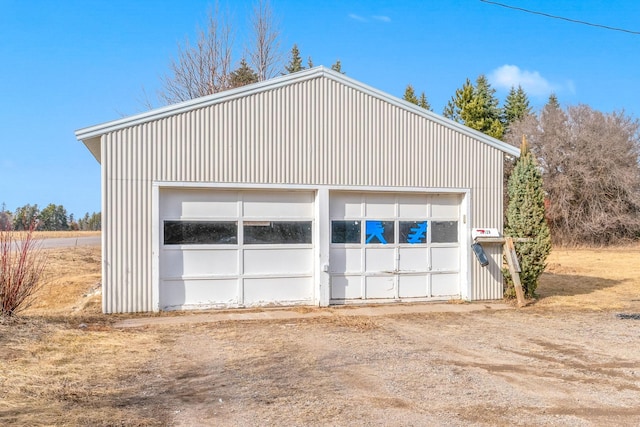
[96,72,507,313]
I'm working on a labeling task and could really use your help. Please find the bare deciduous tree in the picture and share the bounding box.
[159,4,234,104]
[248,0,282,81]
[158,1,282,104]
[506,100,640,245]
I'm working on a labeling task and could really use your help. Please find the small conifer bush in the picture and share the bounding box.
[504,137,551,298]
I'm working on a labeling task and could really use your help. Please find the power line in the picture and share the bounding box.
[479,0,640,35]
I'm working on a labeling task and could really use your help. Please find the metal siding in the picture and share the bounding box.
[101,75,505,312]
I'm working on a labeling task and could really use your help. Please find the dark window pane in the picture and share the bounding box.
[365,220,394,244]
[400,221,428,244]
[331,220,361,243]
[164,221,237,245]
[432,221,458,243]
[244,221,312,244]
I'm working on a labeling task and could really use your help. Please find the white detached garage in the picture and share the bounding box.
[76,66,518,313]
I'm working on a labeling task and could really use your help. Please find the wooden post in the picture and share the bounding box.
[503,237,526,307]
[474,236,528,308]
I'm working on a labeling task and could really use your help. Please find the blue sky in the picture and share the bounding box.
[1,0,638,217]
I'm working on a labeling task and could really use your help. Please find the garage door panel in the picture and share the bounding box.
[161,249,238,277]
[399,275,428,298]
[330,193,362,218]
[161,189,239,218]
[431,274,459,296]
[243,191,313,218]
[398,247,428,272]
[431,195,460,218]
[330,276,362,300]
[365,276,395,299]
[244,277,313,304]
[159,279,239,309]
[431,247,459,271]
[243,248,312,275]
[329,248,362,273]
[365,247,395,272]
[364,194,395,217]
[398,194,428,218]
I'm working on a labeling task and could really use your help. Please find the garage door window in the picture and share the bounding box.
[164,221,237,245]
[365,221,394,244]
[244,221,312,244]
[331,220,361,243]
[399,221,428,244]
[432,221,458,243]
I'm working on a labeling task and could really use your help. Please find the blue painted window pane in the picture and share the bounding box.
[432,221,458,243]
[331,220,361,243]
[400,221,428,244]
[244,221,312,244]
[164,221,237,245]
[365,220,394,244]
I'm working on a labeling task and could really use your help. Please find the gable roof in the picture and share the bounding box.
[75,66,520,162]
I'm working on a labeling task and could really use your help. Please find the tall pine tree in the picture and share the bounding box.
[403,85,432,111]
[403,84,419,104]
[504,137,551,298]
[418,92,432,111]
[443,75,504,139]
[229,58,258,88]
[285,44,304,73]
[503,85,532,130]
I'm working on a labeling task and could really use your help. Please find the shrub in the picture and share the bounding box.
[0,224,47,317]
[504,137,551,298]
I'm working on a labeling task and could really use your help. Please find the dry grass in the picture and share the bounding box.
[0,244,168,425]
[2,243,640,425]
[0,317,165,425]
[535,244,640,310]
[26,245,102,316]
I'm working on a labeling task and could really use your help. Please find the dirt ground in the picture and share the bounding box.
[1,245,640,426]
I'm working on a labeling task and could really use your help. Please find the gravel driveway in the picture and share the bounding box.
[125,305,640,426]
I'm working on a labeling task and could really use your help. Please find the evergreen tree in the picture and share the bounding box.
[39,203,68,231]
[229,58,259,88]
[284,44,304,73]
[504,137,551,298]
[418,92,432,111]
[473,75,504,139]
[77,212,102,231]
[443,76,504,139]
[403,84,419,105]
[307,56,314,68]
[88,212,101,231]
[331,60,344,74]
[503,85,532,130]
[13,204,40,231]
[443,78,475,121]
[546,93,560,109]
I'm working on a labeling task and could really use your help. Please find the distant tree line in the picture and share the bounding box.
[0,203,101,232]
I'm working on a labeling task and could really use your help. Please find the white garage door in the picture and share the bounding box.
[159,189,315,310]
[329,192,462,303]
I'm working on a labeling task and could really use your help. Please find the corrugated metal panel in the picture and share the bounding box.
[101,75,505,313]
